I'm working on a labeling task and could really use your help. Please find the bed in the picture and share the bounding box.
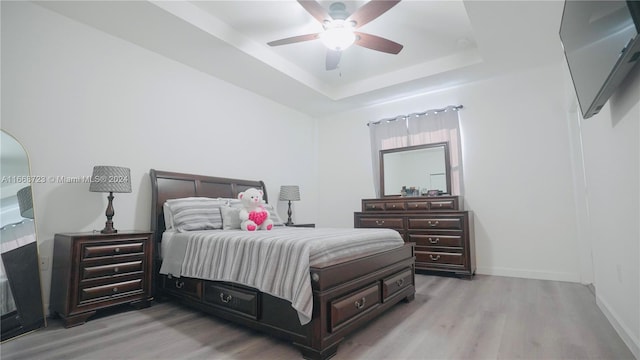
[150,169,415,360]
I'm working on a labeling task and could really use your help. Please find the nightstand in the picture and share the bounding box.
[286,224,315,228]
[49,231,153,327]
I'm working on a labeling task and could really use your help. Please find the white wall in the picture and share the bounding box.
[578,67,640,358]
[1,2,318,311]
[317,62,582,283]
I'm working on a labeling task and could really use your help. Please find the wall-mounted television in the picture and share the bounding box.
[560,0,640,119]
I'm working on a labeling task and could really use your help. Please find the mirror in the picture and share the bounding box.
[1,130,45,341]
[380,142,451,197]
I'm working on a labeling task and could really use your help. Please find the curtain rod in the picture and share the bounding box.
[367,104,463,126]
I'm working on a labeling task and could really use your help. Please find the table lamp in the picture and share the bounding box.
[279,185,300,226]
[89,166,131,234]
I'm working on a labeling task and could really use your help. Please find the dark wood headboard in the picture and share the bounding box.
[149,169,267,260]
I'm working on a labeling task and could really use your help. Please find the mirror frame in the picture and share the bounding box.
[380,142,451,197]
[0,130,46,342]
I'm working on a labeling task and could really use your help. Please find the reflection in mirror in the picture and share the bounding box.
[1,130,45,341]
[380,142,451,197]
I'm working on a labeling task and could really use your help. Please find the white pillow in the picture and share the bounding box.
[263,203,285,226]
[163,202,174,230]
[220,206,242,230]
[165,197,226,232]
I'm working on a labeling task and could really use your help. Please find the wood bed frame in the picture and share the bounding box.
[150,169,415,360]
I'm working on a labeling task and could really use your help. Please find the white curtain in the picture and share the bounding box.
[369,106,464,197]
[369,117,409,198]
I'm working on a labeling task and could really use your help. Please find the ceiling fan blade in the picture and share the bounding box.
[267,33,320,47]
[326,50,341,70]
[354,32,403,54]
[348,0,401,28]
[297,0,332,24]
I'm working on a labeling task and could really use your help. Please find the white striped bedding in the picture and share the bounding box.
[159,227,404,325]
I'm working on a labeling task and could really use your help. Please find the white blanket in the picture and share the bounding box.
[159,227,404,324]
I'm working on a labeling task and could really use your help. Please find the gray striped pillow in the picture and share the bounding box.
[165,197,225,232]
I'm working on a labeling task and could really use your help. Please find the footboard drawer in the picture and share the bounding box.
[330,283,380,332]
[382,268,413,302]
[204,283,259,320]
[163,276,202,300]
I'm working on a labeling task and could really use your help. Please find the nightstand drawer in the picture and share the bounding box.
[79,278,143,302]
[82,260,143,280]
[82,242,144,259]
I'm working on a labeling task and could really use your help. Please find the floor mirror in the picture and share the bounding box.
[1,130,45,341]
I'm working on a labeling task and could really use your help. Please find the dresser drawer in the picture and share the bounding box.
[428,200,456,210]
[408,217,462,230]
[330,283,380,332]
[204,283,259,320]
[382,268,413,302]
[384,202,406,211]
[416,251,464,266]
[356,217,404,229]
[82,260,143,280]
[163,276,202,299]
[406,201,429,210]
[79,278,143,303]
[408,234,463,248]
[363,202,386,211]
[82,242,144,259]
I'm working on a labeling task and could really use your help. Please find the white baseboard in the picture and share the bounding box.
[596,294,640,359]
[475,266,581,283]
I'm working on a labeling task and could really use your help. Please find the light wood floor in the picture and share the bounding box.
[1,274,634,360]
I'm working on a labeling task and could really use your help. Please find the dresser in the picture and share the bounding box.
[49,231,153,327]
[354,196,475,278]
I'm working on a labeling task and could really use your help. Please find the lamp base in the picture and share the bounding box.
[100,224,117,234]
[101,192,118,234]
[286,200,294,226]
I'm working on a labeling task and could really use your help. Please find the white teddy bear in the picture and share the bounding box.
[238,188,274,231]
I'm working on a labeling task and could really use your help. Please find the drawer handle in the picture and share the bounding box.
[429,237,440,244]
[112,287,119,293]
[428,220,439,227]
[375,220,385,225]
[429,254,441,261]
[413,204,419,208]
[175,280,184,289]
[114,267,120,273]
[396,278,404,287]
[114,247,121,253]
[220,292,233,303]
[391,205,396,208]
[438,203,443,207]
[354,297,366,310]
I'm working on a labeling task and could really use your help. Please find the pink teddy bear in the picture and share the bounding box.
[238,188,274,231]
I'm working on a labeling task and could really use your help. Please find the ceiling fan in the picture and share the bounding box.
[267,0,403,71]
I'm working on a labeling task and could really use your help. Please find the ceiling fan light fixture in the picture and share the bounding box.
[319,20,356,51]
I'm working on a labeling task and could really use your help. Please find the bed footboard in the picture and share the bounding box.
[158,243,415,360]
